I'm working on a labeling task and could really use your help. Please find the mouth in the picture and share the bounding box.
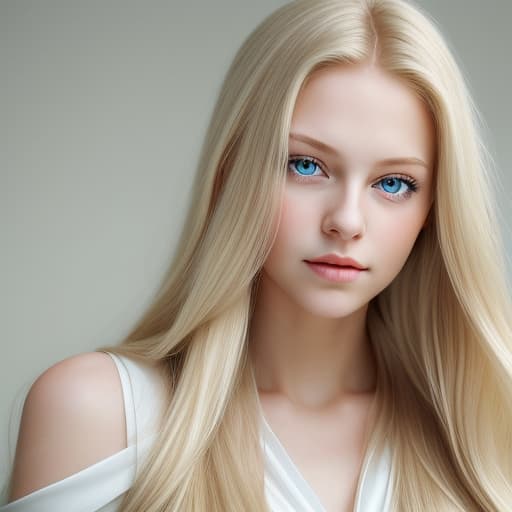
[306,261,359,269]
[304,254,367,270]
[304,261,366,283]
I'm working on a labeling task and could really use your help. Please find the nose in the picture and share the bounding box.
[321,185,366,240]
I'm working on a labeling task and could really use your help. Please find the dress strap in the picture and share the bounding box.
[102,351,168,477]
[104,352,137,446]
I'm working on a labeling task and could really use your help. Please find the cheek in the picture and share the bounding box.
[266,194,313,261]
[278,194,313,239]
[373,211,425,272]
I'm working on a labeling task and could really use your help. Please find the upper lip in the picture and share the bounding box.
[306,254,367,270]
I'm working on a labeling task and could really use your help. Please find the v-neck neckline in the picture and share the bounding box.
[257,398,387,512]
[260,411,327,510]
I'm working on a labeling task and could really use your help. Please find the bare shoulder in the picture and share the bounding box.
[8,351,127,502]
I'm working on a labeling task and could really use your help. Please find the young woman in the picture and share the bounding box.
[3,0,512,510]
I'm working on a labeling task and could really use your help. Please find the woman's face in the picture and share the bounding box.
[262,63,435,319]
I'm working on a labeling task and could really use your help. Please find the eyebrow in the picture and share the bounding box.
[289,132,429,169]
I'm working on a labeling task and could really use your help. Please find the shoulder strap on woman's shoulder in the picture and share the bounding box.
[102,351,168,472]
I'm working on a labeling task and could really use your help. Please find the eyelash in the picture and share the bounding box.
[287,155,419,201]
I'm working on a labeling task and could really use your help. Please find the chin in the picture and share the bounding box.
[295,295,369,320]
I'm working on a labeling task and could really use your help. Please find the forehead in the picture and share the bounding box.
[290,64,435,168]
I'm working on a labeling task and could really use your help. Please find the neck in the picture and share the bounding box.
[248,274,377,411]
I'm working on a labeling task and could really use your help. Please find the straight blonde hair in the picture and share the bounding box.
[100,0,512,509]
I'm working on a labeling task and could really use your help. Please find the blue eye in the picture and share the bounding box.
[288,157,322,177]
[374,176,418,201]
[382,177,404,193]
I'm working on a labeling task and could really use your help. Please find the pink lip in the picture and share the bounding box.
[305,261,365,283]
[304,254,368,283]
[305,254,367,270]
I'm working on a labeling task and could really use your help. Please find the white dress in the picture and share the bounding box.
[0,352,394,511]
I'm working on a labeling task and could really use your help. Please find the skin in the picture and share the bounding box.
[249,63,435,412]
[248,63,435,510]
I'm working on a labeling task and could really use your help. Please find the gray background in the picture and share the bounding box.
[1,0,511,497]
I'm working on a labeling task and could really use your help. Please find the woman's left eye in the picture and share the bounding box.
[287,157,323,178]
[373,176,418,201]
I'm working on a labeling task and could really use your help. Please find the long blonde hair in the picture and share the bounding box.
[99,0,512,509]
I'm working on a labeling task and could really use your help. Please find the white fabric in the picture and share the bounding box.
[1,352,393,511]
[259,404,393,512]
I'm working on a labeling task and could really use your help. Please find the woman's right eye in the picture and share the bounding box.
[287,156,325,179]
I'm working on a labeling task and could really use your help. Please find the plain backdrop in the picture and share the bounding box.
[1,0,511,500]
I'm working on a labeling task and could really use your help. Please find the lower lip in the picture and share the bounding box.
[305,262,365,282]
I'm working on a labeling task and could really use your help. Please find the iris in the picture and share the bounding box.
[294,158,317,176]
[382,177,402,193]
